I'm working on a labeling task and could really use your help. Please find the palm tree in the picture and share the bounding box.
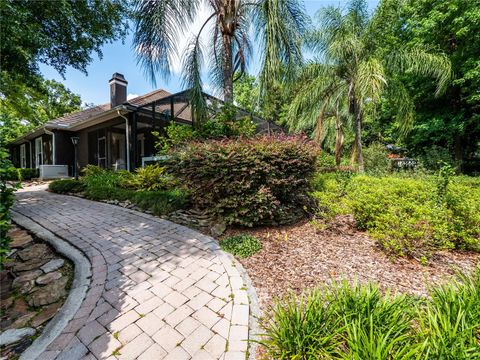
[287,0,451,172]
[133,0,308,121]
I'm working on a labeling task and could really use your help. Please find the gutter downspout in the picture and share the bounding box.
[45,129,55,165]
[117,108,130,171]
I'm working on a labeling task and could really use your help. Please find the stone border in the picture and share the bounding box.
[12,211,92,360]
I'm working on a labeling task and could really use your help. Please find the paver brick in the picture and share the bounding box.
[14,189,255,360]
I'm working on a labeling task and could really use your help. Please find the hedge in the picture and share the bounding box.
[166,135,319,226]
[4,168,39,181]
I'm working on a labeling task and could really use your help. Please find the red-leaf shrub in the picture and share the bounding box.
[166,135,319,226]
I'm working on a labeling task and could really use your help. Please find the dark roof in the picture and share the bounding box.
[45,89,174,129]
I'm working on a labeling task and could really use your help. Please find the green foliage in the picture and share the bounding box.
[48,179,85,194]
[0,148,21,269]
[0,0,128,115]
[418,267,480,359]
[262,280,417,359]
[81,165,131,189]
[156,104,256,155]
[84,187,187,216]
[262,267,480,359]
[363,142,390,175]
[220,234,262,258]
[0,79,82,143]
[312,174,480,257]
[418,145,456,172]
[167,136,318,227]
[3,168,39,181]
[122,165,175,191]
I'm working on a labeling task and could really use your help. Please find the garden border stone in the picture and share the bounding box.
[11,211,92,360]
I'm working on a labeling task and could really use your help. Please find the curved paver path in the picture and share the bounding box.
[14,187,256,360]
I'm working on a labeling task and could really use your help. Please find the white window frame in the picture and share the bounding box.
[20,144,26,168]
[35,137,43,168]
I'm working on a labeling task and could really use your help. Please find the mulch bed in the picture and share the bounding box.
[224,215,480,307]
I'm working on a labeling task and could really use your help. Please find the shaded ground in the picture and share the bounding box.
[225,215,480,307]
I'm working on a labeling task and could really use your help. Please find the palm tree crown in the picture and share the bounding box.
[133,0,308,121]
[287,0,451,172]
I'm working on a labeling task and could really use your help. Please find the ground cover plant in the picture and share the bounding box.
[261,266,480,359]
[49,164,187,216]
[220,234,262,258]
[312,170,480,258]
[166,135,319,227]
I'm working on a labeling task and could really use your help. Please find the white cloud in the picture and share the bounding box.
[127,93,140,100]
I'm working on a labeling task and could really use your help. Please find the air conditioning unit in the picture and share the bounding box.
[39,165,69,180]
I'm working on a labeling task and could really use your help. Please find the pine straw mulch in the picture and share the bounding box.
[223,215,480,307]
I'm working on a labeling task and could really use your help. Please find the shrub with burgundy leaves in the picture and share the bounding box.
[166,135,319,226]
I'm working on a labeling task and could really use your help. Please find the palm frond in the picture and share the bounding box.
[133,0,202,84]
[355,57,387,103]
[253,0,309,94]
[182,36,208,124]
[388,47,452,96]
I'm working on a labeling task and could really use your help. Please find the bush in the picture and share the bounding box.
[3,168,39,181]
[167,136,319,226]
[121,165,175,191]
[81,165,132,189]
[363,142,390,175]
[262,280,416,359]
[220,234,262,258]
[1,149,21,269]
[418,145,456,171]
[262,267,480,359]
[49,179,85,194]
[84,186,187,216]
[312,174,480,257]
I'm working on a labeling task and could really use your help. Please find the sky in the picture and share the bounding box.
[40,0,379,106]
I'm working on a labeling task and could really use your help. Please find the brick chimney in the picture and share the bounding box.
[109,73,128,108]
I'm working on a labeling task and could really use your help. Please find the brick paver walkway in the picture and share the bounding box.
[14,188,254,360]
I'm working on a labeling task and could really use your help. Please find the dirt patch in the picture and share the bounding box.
[224,216,480,307]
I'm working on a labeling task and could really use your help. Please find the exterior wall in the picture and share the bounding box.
[54,130,76,175]
[77,117,125,169]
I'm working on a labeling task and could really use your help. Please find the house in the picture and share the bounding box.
[9,73,279,177]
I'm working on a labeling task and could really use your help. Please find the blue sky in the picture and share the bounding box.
[40,0,379,105]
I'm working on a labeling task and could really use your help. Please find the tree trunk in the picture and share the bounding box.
[354,102,364,173]
[348,83,364,173]
[335,118,343,167]
[222,35,234,103]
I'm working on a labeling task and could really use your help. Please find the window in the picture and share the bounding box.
[98,136,107,168]
[35,137,43,168]
[20,144,26,168]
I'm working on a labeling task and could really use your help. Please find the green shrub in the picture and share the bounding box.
[262,267,480,359]
[363,142,390,175]
[220,234,262,258]
[418,267,480,358]
[81,165,132,189]
[1,149,21,269]
[121,164,175,191]
[167,136,319,226]
[262,280,417,359]
[84,186,187,216]
[312,174,480,257]
[418,145,456,171]
[49,179,85,194]
[4,168,39,181]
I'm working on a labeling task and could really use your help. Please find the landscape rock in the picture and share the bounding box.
[0,327,36,346]
[31,302,62,327]
[211,222,227,237]
[17,243,52,261]
[40,258,65,273]
[10,234,33,249]
[12,270,42,287]
[13,258,50,272]
[28,276,68,307]
[1,296,14,310]
[36,271,62,285]
[11,312,37,328]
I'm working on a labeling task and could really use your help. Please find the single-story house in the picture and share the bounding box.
[9,73,280,177]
